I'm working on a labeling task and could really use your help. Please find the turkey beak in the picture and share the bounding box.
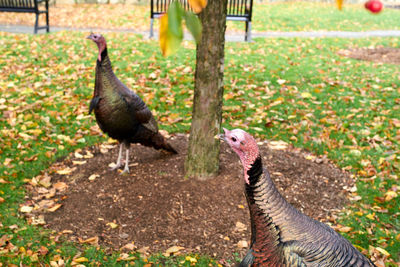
[86,33,94,40]
[218,128,229,141]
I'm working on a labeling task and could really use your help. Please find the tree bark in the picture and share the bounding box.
[185,0,227,180]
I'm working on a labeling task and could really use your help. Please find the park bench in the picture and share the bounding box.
[150,0,253,41]
[0,0,49,34]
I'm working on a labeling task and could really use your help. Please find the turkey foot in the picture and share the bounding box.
[121,147,130,174]
[110,143,124,171]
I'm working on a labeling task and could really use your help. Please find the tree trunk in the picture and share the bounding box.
[184,0,227,180]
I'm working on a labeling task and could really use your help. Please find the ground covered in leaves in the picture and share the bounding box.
[339,46,400,65]
[25,134,354,263]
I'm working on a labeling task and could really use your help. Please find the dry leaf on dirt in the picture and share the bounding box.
[47,204,62,212]
[20,206,33,213]
[237,240,248,248]
[163,245,185,256]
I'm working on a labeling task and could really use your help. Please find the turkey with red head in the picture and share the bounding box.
[221,128,375,267]
[87,33,177,174]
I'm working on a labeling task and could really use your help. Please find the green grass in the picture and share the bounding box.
[228,2,400,32]
[0,31,399,265]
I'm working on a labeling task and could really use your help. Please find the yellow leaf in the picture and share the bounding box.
[185,256,197,263]
[301,92,312,99]
[384,190,397,202]
[72,160,87,165]
[164,245,185,256]
[20,206,33,213]
[88,174,99,181]
[56,167,74,175]
[159,14,182,57]
[188,0,207,13]
[375,247,390,256]
[336,0,343,10]
[107,222,118,229]
[73,257,89,263]
[366,213,375,220]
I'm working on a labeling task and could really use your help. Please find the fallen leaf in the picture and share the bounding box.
[122,242,136,251]
[338,226,352,233]
[375,247,390,256]
[72,257,89,263]
[47,204,62,212]
[235,221,247,232]
[20,205,33,213]
[164,245,185,256]
[83,151,94,159]
[237,240,248,248]
[88,174,99,181]
[53,182,68,191]
[268,140,288,150]
[106,222,118,229]
[384,190,397,202]
[56,167,75,175]
[72,160,87,165]
[79,236,98,245]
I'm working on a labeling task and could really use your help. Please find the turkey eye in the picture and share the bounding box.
[231,137,237,142]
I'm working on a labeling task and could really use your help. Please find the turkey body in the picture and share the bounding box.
[90,48,176,152]
[87,33,176,173]
[221,128,375,267]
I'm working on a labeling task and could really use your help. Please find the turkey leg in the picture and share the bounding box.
[122,147,130,174]
[111,143,124,171]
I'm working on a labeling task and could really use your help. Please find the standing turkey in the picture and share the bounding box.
[221,128,376,267]
[87,33,177,174]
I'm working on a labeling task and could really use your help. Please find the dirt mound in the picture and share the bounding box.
[26,134,353,263]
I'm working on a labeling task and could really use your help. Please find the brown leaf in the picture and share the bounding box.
[47,203,62,212]
[79,236,98,245]
[53,182,68,191]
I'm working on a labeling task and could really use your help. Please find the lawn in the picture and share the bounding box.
[0,19,399,267]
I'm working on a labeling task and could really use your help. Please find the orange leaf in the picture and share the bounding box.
[188,0,207,13]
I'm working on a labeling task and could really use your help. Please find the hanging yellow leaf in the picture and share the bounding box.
[336,0,343,10]
[188,0,207,13]
[160,14,182,57]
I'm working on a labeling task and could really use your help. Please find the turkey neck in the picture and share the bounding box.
[245,156,305,243]
[95,47,119,98]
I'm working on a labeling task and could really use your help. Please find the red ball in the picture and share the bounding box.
[365,0,383,13]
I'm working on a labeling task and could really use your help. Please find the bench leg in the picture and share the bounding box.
[245,21,252,42]
[150,18,154,38]
[46,11,49,32]
[34,13,39,34]
[45,0,49,32]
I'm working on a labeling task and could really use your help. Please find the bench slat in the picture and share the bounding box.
[0,0,49,33]
[149,0,253,41]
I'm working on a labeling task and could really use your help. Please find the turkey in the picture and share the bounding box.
[221,128,376,267]
[87,33,177,174]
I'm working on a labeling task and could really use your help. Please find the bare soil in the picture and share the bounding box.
[338,46,400,64]
[26,134,354,264]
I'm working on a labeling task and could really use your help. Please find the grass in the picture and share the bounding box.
[0,30,399,265]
